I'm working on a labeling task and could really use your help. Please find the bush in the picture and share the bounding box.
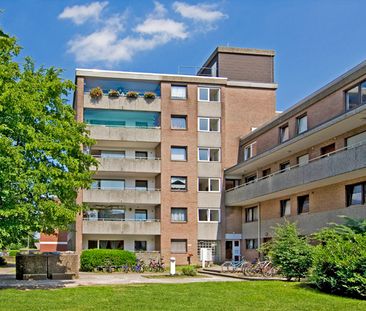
[8,250,20,257]
[263,221,313,281]
[144,92,156,99]
[90,87,103,99]
[311,229,366,299]
[181,266,197,276]
[80,249,136,272]
[126,91,139,99]
[108,89,120,98]
[0,257,7,266]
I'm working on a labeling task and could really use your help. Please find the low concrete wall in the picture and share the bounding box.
[16,253,79,280]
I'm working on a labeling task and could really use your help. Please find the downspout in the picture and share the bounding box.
[257,203,261,257]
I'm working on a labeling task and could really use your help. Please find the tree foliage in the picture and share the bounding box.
[262,221,313,281]
[0,29,97,248]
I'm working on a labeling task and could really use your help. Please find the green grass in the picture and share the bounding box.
[0,281,364,311]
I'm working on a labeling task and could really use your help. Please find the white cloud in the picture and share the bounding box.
[135,18,187,40]
[173,2,226,23]
[58,1,108,25]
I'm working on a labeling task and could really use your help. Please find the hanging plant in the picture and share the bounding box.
[126,91,139,99]
[108,89,120,98]
[90,87,103,99]
[144,92,156,99]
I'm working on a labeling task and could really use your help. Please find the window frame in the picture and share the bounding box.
[197,147,220,162]
[345,80,366,111]
[171,85,187,100]
[197,177,221,192]
[198,87,220,102]
[245,239,258,250]
[297,195,310,214]
[134,240,147,251]
[245,206,258,223]
[171,207,188,223]
[280,199,291,217]
[170,146,187,161]
[171,239,187,254]
[279,161,290,172]
[243,142,256,161]
[170,176,188,191]
[198,208,221,222]
[171,115,187,130]
[346,182,366,206]
[198,117,220,132]
[279,123,289,143]
[296,113,308,135]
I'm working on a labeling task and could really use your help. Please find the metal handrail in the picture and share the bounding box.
[86,124,161,129]
[83,218,160,222]
[92,155,161,160]
[226,139,366,192]
[85,91,161,99]
[89,187,161,191]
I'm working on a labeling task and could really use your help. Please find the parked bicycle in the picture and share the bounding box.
[148,257,165,272]
[242,260,279,277]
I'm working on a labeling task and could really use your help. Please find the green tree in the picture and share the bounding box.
[262,221,313,281]
[0,30,97,248]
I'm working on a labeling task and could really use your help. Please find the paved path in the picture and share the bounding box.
[0,269,241,290]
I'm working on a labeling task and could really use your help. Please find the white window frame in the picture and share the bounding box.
[243,142,256,161]
[198,87,220,102]
[198,117,220,132]
[296,114,308,134]
[198,208,221,223]
[198,178,221,192]
[198,147,220,162]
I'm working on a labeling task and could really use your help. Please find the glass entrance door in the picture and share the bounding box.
[225,240,241,262]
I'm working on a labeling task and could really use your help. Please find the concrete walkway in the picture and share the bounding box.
[0,267,241,290]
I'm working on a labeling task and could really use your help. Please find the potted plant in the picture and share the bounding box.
[108,89,120,98]
[126,91,139,99]
[90,87,103,99]
[144,92,156,100]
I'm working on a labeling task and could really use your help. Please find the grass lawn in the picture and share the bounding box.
[0,281,364,311]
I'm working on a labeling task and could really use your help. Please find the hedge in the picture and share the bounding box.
[8,250,20,257]
[80,249,136,272]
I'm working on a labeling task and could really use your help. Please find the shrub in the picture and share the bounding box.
[0,257,6,266]
[310,224,366,299]
[144,92,156,99]
[181,266,197,276]
[90,87,103,99]
[108,89,120,98]
[80,249,136,272]
[126,91,139,99]
[263,221,313,281]
[8,250,20,257]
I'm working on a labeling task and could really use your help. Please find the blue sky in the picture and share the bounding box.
[1,0,366,111]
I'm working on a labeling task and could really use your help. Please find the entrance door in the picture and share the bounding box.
[225,240,241,262]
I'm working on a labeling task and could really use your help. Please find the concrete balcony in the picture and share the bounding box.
[82,219,161,235]
[84,94,161,112]
[226,142,366,206]
[83,189,161,205]
[93,157,161,176]
[87,125,161,148]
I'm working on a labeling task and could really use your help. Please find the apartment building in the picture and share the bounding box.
[225,59,366,261]
[40,47,277,264]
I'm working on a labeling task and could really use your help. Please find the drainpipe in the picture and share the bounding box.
[257,203,261,257]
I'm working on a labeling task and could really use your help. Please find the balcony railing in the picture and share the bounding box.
[83,218,160,222]
[92,155,160,160]
[226,139,366,193]
[90,186,160,191]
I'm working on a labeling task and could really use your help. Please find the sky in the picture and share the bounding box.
[1,0,366,111]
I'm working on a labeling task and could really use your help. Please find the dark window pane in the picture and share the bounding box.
[346,86,360,110]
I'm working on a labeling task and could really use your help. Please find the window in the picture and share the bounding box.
[100,150,126,158]
[297,195,309,214]
[135,209,148,221]
[171,146,187,161]
[198,117,220,132]
[171,208,187,222]
[171,176,187,191]
[88,240,98,249]
[198,178,220,192]
[280,199,291,217]
[92,179,125,190]
[198,209,220,222]
[99,240,124,249]
[345,81,366,111]
[297,154,309,166]
[135,151,148,159]
[320,143,335,157]
[171,115,187,129]
[243,142,255,161]
[279,161,290,172]
[244,174,257,184]
[198,148,220,162]
[346,131,366,147]
[134,241,147,251]
[246,239,258,249]
[135,180,148,191]
[136,121,148,128]
[262,168,271,178]
[279,124,289,142]
[171,239,187,253]
[296,114,308,134]
[98,208,125,221]
[197,240,218,259]
[346,182,366,206]
[198,87,220,102]
[245,207,258,222]
[171,85,187,99]
[225,179,240,190]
